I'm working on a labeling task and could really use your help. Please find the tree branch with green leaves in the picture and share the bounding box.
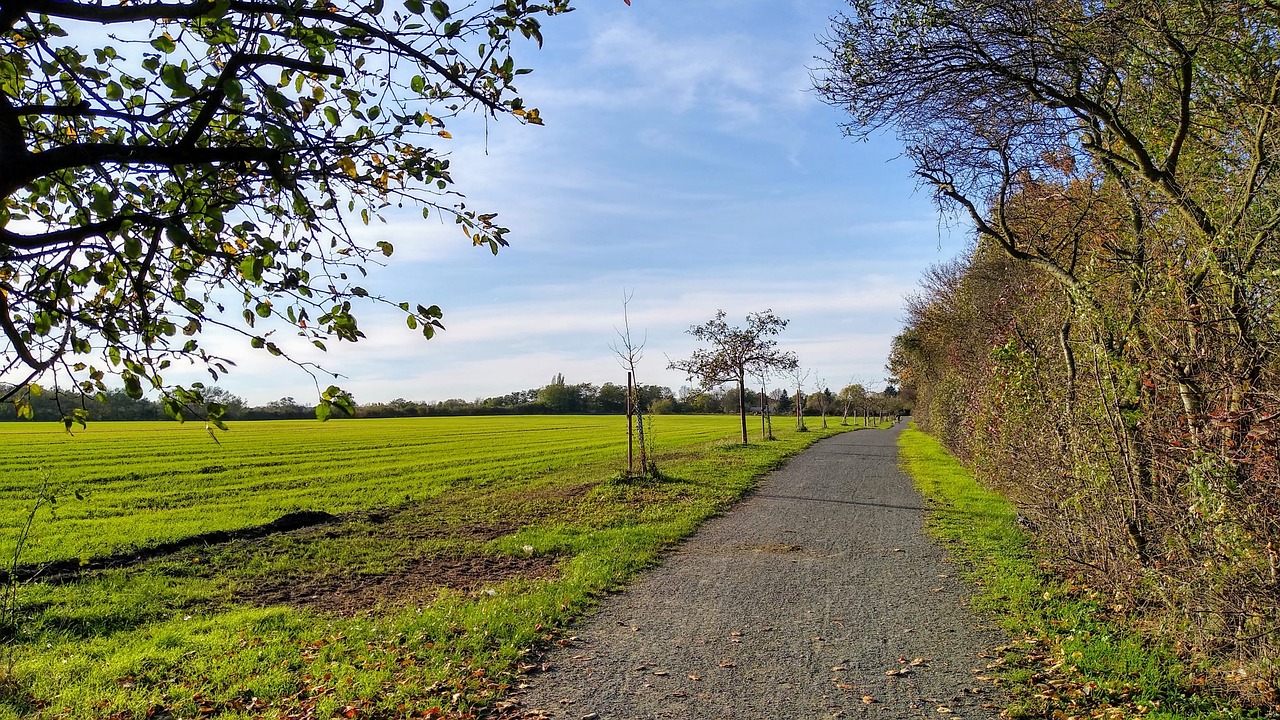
[0,0,575,426]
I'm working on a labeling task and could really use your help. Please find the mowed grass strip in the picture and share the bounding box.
[2,415,862,719]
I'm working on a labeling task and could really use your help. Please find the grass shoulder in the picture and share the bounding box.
[898,425,1266,720]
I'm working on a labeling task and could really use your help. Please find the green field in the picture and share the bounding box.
[0,415,746,564]
[0,415,863,719]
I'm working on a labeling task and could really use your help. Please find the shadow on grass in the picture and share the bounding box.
[6,510,338,585]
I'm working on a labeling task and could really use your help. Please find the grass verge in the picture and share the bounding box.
[898,424,1268,720]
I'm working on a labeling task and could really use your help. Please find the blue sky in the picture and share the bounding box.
[204,0,970,405]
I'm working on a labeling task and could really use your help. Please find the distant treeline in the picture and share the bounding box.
[0,376,905,422]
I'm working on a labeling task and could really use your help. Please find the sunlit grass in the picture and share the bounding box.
[0,415,740,564]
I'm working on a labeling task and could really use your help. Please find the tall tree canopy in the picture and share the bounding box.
[0,0,572,425]
[669,309,797,444]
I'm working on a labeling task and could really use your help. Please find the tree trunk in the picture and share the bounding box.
[737,375,748,444]
[626,371,634,473]
[760,380,768,441]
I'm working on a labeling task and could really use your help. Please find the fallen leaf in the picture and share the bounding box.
[831,665,848,671]
[651,670,669,676]
[687,674,701,681]
[937,707,953,714]
[718,661,737,668]
[862,696,875,704]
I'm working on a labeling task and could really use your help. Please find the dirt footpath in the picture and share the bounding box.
[507,423,1007,720]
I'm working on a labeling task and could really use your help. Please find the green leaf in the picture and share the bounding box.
[163,397,184,421]
[167,222,194,247]
[404,0,424,14]
[222,77,244,101]
[315,400,332,422]
[124,234,142,259]
[240,256,263,283]
[159,64,194,97]
[324,106,340,126]
[431,1,449,21]
[410,75,426,93]
[123,374,143,400]
[199,0,231,19]
[150,34,177,53]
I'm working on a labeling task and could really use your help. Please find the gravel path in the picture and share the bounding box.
[508,423,1007,720]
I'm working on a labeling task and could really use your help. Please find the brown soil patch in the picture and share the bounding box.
[376,518,517,543]
[245,553,560,616]
[513,481,594,503]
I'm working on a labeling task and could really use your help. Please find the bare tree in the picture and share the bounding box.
[789,365,810,432]
[838,383,867,426]
[814,379,832,429]
[756,369,776,441]
[611,291,650,475]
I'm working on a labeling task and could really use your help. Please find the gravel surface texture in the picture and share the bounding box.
[508,423,1008,720]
